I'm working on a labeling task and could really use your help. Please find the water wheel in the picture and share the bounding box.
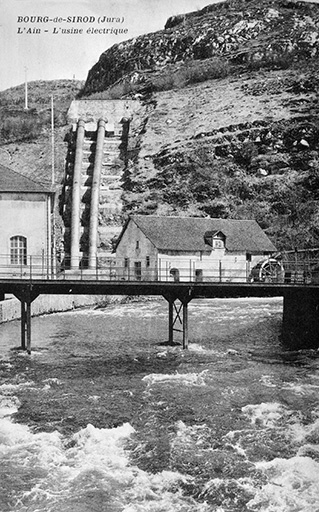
[251,258,284,283]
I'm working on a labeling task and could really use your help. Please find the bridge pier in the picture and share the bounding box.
[20,300,32,353]
[282,290,319,349]
[183,300,189,350]
[168,299,174,344]
[14,288,39,354]
[164,296,191,349]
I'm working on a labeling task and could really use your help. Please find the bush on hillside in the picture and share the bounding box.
[200,199,230,218]
[184,58,230,84]
[1,116,41,142]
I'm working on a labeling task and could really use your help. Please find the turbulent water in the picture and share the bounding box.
[1,296,319,512]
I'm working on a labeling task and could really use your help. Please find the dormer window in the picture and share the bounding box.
[204,230,225,249]
[213,238,224,249]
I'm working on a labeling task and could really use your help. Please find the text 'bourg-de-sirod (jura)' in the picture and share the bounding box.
[16,16,128,36]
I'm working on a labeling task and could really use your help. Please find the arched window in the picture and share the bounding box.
[170,268,180,282]
[10,236,27,265]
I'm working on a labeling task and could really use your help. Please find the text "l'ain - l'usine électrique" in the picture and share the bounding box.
[17,16,128,35]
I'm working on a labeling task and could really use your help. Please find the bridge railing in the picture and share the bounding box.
[1,253,319,285]
[0,254,54,280]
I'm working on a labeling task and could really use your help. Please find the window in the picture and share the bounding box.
[10,236,27,265]
[213,239,224,249]
[146,256,150,267]
[124,257,129,268]
[204,231,225,249]
[136,241,139,250]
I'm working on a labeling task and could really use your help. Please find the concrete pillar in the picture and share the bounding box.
[282,290,319,349]
[70,119,85,269]
[88,119,106,269]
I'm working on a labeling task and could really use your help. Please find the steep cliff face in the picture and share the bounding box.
[82,0,319,95]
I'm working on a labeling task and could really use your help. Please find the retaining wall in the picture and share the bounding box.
[0,295,107,323]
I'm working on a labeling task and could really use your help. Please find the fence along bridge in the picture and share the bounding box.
[1,249,319,354]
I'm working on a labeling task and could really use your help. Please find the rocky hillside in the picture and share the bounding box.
[78,0,319,251]
[82,0,319,96]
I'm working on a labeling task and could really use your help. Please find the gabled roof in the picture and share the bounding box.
[205,230,226,240]
[0,164,51,193]
[117,215,277,253]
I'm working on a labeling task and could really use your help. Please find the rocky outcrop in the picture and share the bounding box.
[82,0,319,95]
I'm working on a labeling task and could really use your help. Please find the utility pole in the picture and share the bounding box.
[51,95,55,185]
[51,95,56,275]
[24,67,28,110]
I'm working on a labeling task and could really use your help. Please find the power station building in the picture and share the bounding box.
[115,215,277,282]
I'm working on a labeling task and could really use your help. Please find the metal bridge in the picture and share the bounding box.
[1,250,319,354]
[1,249,319,283]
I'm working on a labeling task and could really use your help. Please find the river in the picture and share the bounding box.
[1,296,319,511]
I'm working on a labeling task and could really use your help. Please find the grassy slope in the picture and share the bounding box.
[0,79,83,183]
[0,79,83,112]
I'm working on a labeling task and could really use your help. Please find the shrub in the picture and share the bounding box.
[1,115,41,142]
[184,58,230,84]
[233,141,258,168]
[200,199,230,218]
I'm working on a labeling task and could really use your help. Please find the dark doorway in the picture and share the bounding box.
[134,261,142,280]
[170,268,180,282]
[195,269,203,282]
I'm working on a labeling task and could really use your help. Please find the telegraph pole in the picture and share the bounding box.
[51,95,56,275]
[51,95,55,185]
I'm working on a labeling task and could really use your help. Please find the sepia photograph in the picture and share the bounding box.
[1,0,319,510]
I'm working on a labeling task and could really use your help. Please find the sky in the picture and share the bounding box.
[0,0,218,91]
